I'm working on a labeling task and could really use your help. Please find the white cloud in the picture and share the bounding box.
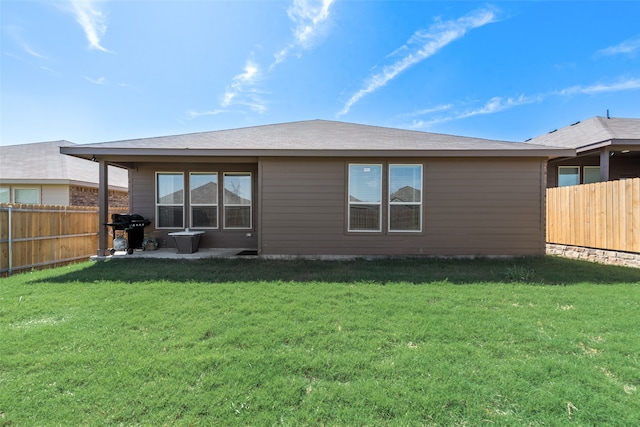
[220,59,267,114]
[338,7,498,116]
[597,36,640,56]
[457,95,538,119]
[65,0,111,52]
[272,0,335,68]
[5,24,46,59]
[407,76,640,130]
[555,78,640,96]
[84,76,106,85]
[399,104,454,118]
[187,109,226,119]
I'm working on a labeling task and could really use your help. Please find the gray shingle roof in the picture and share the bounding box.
[0,140,128,189]
[526,116,640,150]
[61,119,572,160]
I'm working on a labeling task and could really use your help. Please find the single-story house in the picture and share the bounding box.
[0,140,128,207]
[61,120,573,257]
[526,116,640,187]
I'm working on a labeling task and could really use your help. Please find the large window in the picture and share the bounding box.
[348,164,382,232]
[156,172,184,228]
[0,188,9,203]
[389,164,422,232]
[583,166,601,184]
[14,188,39,204]
[558,166,580,187]
[190,172,218,228]
[224,172,252,229]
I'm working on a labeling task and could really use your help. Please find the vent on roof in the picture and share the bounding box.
[549,129,557,133]
[524,138,532,142]
[570,121,580,126]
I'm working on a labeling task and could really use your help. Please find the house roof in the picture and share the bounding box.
[61,120,573,165]
[0,140,128,190]
[526,116,640,153]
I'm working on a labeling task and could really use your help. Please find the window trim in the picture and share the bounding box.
[223,172,253,230]
[189,172,218,229]
[388,164,423,233]
[348,163,383,233]
[155,172,185,229]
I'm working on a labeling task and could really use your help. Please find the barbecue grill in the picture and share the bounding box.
[106,213,151,255]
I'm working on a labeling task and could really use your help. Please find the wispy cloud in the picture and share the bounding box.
[221,59,267,114]
[338,7,499,117]
[5,24,46,59]
[64,0,111,52]
[555,78,640,95]
[596,36,640,57]
[407,77,640,130]
[84,76,106,85]
[272,0,335,68]
[399,104,454,118]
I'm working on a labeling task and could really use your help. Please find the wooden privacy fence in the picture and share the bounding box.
[546,178,640,253]
[0,204,127,276]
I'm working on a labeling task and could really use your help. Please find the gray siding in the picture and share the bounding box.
[259,157,547,256]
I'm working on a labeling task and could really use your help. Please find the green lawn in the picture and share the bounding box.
[1,257,639,426]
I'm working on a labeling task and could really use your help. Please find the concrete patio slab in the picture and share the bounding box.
[91,248,257,261]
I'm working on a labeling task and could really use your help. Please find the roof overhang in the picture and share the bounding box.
[61,146,576,169]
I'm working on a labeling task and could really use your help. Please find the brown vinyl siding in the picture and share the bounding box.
[259,157,547,256]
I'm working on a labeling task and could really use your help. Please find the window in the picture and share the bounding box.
[14,188,39,204]
[0,188,9,203]
[190,172,218,228]
[348,164,382,232]
[156,172,184,228]
[223,172,252,229]
[389,165,422,232]
[558,166,580,187]
[583,166,600,184]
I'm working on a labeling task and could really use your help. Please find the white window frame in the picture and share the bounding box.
[156,172,185,229]
[223,172,252,230]
[348,164,383,232]
[388,164,423,232]
[558,166,580,187]
[189,172,218,229]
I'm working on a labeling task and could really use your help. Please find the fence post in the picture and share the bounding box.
[7,205,12,276]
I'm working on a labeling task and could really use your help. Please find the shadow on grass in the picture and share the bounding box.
[30,256,640,286]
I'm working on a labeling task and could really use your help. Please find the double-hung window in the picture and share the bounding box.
[156,172,184,228]
[348,164,382,232]
[190,172,218,228]
[223,172,252,229]
[389,164,422,232]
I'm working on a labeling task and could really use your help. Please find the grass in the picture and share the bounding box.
[1,256,639,426]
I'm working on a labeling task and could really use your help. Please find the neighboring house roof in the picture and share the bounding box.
[61,120,573,164]
[0,140,128,190]
[526,116,640,153]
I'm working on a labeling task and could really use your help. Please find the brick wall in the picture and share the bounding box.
[70,186,128,208]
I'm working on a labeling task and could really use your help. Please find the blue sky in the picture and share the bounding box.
[1,0,639,146]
